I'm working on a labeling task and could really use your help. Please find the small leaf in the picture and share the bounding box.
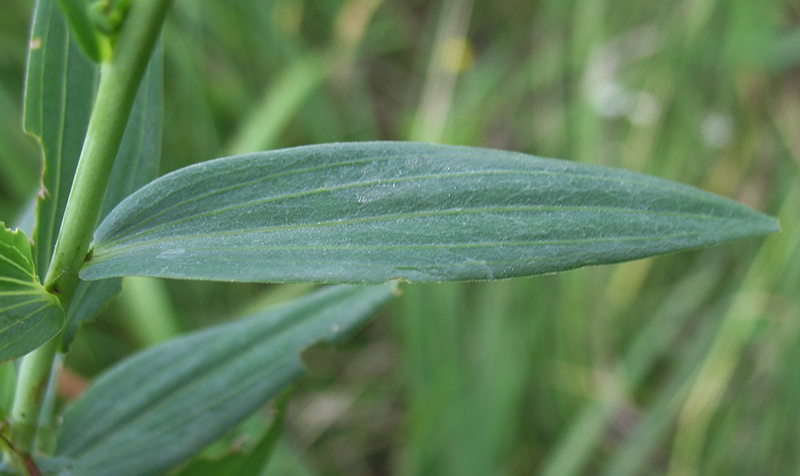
[0,224,64,363]
[25,0,99,276]
[56,284,397,476]
[81,142,779,284]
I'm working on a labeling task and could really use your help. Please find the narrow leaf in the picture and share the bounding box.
[82,142,779,284]
[25,0,99,276]
[62,43,164,350]
[0,224,64,362]
[56,284,397,476]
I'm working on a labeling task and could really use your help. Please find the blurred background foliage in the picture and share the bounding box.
[2,0,800,475]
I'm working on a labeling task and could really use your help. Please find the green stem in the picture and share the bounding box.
[6,338,60,457]
[7,0,174,466]
[44,0,174,298]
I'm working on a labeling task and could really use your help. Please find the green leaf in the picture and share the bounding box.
[99,42,163,221]
[62,42,164,350]
[56,284,397,476]
[0,457,93,476]
[37,457,94,476]
[55,0,104,62]
[62,278,121,348]
[0,224,64,363]
[25,0,99,277]
[81,142,779,284]
[171,393,290,476]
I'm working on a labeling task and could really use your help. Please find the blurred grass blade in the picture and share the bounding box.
[409,0,473,143]
[0,224,64,362]
[667,181,799,476]
[262,440,319,476]
[25,0,99,276]
[62,43,164,350]
[118,276,180,346]
[82,142,778,284]
[56,284,397,476]
[54,0,103,62]
[600,314,722,476]
[226,54,328,155]
[539,256,725,476]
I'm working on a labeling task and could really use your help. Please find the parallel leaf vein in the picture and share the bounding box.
[98,170,711,248]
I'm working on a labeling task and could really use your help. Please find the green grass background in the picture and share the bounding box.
[2,0,799,475]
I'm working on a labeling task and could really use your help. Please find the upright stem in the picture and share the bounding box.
[6,0,174,466]
[6,338,60,457]
[45,0,174,298]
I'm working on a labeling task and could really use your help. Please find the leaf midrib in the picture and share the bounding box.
[91,202,731,257]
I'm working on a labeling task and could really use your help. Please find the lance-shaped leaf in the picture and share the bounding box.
[56,284,397,476]
[0,224,64,362]
[25,0,99,276]
[81,142,779,284]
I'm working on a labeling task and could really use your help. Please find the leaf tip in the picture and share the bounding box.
[751,212,781,237]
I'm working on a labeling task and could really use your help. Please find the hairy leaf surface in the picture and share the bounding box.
[82,142,778,283]
[0,224,63,362]
[57,284,396,476]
